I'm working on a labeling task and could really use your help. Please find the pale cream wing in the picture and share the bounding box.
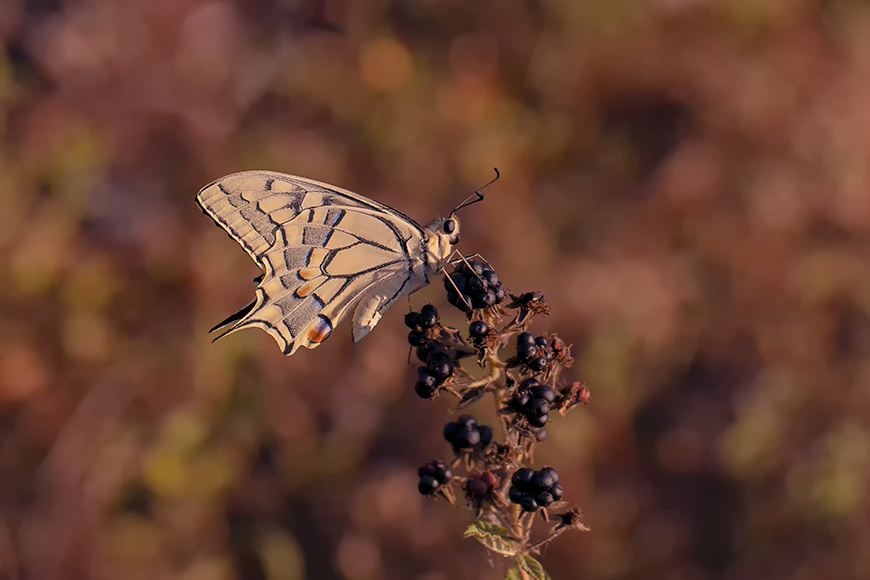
[196,171,427,355]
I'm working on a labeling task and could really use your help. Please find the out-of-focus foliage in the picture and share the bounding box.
[2,0,870,579]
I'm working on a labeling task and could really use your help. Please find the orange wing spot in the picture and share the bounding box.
[295,279,319,298]
[306,315,333,344]
[298,267,319,280]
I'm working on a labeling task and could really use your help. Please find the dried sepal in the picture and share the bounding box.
[556,381,590,415]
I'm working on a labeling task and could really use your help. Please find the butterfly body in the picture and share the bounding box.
[197,170,461,355]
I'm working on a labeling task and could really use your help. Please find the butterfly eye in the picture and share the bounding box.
[443,219,456,234]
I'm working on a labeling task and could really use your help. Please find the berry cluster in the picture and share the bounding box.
[444,260,506,313]
[511,378,557,428]
[443,415,493,453]
[403,256,589,576]
[465,471,498,501]
[508,466,563,512]
[405,304,439,346]
[407,305,456,398]
[414,347,454,398]
[417,459,453,495]
[515,332,554,372]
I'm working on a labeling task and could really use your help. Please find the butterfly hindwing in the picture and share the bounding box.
[197,171,428,354]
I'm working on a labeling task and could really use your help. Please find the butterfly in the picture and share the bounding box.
[197,169,497,355]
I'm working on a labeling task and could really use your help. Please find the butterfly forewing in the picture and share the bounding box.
[197,171,439,355]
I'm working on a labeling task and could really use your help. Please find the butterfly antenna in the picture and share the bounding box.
[451,168,500,215]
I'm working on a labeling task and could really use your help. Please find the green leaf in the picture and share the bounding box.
[463,521,518,556]
[504,567,523,580]
[517,555,551,580]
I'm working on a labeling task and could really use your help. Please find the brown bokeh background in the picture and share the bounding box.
[3,1,870,579]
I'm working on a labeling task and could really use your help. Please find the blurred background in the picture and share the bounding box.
[2,0,870,579]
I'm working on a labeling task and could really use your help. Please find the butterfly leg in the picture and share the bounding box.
[440,261,475,312]
[448,250,494,290]
[448,250,492,269]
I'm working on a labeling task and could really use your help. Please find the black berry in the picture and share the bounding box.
[418,476,440,495]
[508,466,563,512]
[404,311,421,329]
[443,415,493,452]
[444,260,507,313]
[469,320,488,339]
[419,304,438,329]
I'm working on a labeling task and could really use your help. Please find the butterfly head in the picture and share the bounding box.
[427,215,461,245]
[422,215,461,269]
[422,169,499,268]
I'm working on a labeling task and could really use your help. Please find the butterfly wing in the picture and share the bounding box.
[197,170,428,355]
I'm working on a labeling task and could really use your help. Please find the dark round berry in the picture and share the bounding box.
[538,466,560,485]
[415,381,438,398]
[483,270,499,287]
[419,460,452,483]
[527,398,550,418]
[531,385,557,403]
[534,491,554,507]
[528,413,548,428]
[480,471,498,487]
[519,495,539,512]
[535,336,549,348]
[550,483,563,501]
[466,476,491,496]
[518,332,535,347]
[404,311,421,329]
[457,415,477,427]
[415,368,438,398]
[519,378,540,391]
[419,304,438,329]
[511,467,535,490]
[452,293,473,313]
[495,285,506,302]
[418,366,437,382]
[444,273,466,293]
[469,320,488,338]
[468,276,484,294]
[452,425,481,449]
[481,290,497,307]
[408,330,426,346]
[512,392,530,410]
[477,425,493,448]
[517,344,536,361]
[443,421,461,442]
[508,486,524,504]
[427,356,453,381]
[418,476,440,495]
[528,356,549,372]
